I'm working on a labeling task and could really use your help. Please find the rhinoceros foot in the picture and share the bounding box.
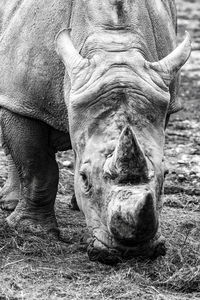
[87,232,166,265]
[0,192,19,211]
[0,154,21,211]
[0,185,20,211]
[6,200,59,239]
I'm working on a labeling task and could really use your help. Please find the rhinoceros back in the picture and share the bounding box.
[0,0,75,134]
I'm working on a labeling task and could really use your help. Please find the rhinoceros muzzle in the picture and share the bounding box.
[87,228,166,265]
[87,183,165,265]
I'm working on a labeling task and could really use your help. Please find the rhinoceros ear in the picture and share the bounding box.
[147,32,191,85]
[55,29,85,74]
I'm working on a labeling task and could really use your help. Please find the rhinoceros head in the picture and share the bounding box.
[56,30,191,264]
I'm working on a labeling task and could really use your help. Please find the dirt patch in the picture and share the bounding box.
[0,0,200,299]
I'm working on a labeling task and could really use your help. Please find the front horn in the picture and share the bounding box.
[104,126,149,182]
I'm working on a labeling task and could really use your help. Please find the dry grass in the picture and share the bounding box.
[0,98,200,300]
[0,188,199,299]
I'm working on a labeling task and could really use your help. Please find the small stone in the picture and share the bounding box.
[62,160,73,168]
[178,174,186,182]
[178,160,187,165]
[189,170,196,175]
[178,174,184,178]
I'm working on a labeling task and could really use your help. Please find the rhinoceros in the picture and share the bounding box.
[0,0,191,263]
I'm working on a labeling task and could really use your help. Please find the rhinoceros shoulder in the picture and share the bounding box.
[0,0,73,133]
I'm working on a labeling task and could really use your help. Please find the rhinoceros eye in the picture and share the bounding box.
[80,171,92,193]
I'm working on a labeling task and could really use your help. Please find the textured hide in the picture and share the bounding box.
[0,0,180,141]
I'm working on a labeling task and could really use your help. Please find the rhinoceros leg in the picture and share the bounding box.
[1,109,59,236]
[0,153,21,211]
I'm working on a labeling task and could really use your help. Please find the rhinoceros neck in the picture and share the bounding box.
[71,0,176,61]
[80,0,174,30]
[85,0,138,29]
[81,31,149,59]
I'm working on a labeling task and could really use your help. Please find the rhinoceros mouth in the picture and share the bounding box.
[87,233,166,265]
[113,225,158,248]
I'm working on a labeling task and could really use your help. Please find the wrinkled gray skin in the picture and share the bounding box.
[0,0,7,28]
[0,0,191,264]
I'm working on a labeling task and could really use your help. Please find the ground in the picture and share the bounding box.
[0,0,200,299]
